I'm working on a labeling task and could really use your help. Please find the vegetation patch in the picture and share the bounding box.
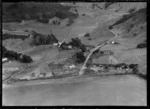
[31,31,58,46]
[136,42,147,48]
[2,46,33,63]
[60,37,86,52]
[3,3,78,25]
[2,33,29,40]
[105,2,114,9]
[109,8,146,28]
[128,8,136,13]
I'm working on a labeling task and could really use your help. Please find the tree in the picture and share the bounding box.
[84,33,90,37]
[129,64,138,72]
[20,54,33,63]
[32,31,58,46]
[68,37,86,52]
[93,49,99,54]
[92,4,95,10]
[137,43,146,48]
[80,44,86,52]
[109,26,113,30]
[75,52,86,63]
[60,42,69,50]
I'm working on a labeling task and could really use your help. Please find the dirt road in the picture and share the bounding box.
[79,27,119,75]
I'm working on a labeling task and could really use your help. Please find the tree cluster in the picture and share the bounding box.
[136,42,147,48]
[60,37,86,52]
[105,2,114,9]
[2,46,33,63]
[75,52,86,63]
[84,33,90,37]
[128,8,136,13]
[31,31,58,46]
[3,3,78,24]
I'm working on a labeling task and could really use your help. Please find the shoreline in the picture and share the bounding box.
[3,71,135,88]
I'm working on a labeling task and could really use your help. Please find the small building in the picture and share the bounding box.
[68,64,76,69]
[3,58,8,62]
[53,43,58,46]
[110,41,119,45]
[68,45,72,49]
[2,58,9,63]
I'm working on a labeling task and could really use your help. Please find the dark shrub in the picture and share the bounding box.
[92,4,95,9]
[4,50,18,59]
[82,14,85,16]
[105,2,114,9]
[74,8,78,13]
[2,46,33,63]
[129,64,138,72]
[137,42,146,48]
[128,8,136,13]
[38,18,49,23]
[32,31,58,46]
[109,26,113,30]
[75,52,86,63]
[93,49,99,54]
[133,33,137,36]
[130,24,134,28]
[88,38,91,40]
[20,55,33,63]
[84,33,90,37]
[140,26,143,29]
[69,37,86,52]
[60,42,69,50]
[80,44,86,52]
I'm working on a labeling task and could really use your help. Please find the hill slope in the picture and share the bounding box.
[2,3,78,23]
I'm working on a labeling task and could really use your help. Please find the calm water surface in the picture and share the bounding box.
[2,75,146,106]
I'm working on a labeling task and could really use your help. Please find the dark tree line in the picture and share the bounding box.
[31,31,58,46]
[3,3,78,25]
[3,33,29,40]
[2,46,33,63]
[109,8,146,29]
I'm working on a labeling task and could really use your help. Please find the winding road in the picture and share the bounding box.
[79,27,119,75]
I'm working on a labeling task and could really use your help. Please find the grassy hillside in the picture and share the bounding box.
[2,2,78,24]
[109,7,146,29]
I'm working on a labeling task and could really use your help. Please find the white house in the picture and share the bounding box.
[68,45,72,49]
[2,58,8,62]
[2,58,9,63]
[68,65,76,69]
[53,43,58,46]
